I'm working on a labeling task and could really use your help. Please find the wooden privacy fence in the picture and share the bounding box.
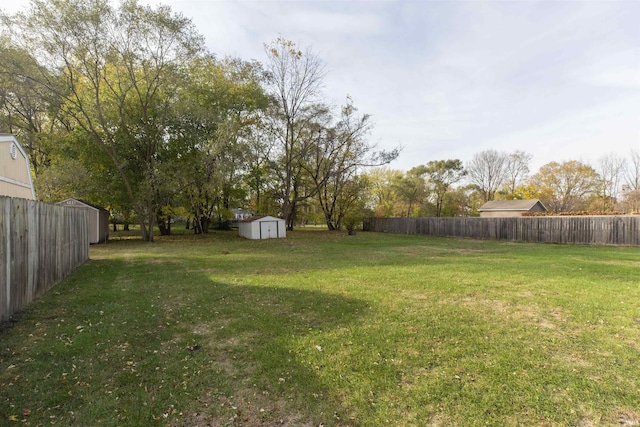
[1,196,89,322]
[363,216,640,246]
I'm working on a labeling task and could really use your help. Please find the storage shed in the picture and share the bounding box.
[57,198,110,244]
[238,216,286,240]
[479,199,547,218]
[0,134,36,200]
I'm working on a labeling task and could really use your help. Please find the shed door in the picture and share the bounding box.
[260,221,278,239]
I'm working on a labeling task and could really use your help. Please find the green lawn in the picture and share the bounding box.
[1,230,639,426]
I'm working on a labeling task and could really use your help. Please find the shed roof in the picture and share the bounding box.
[479,199,547,212]
[57,198,110,213]
[239,215,284,223]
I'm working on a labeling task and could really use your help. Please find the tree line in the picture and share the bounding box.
[1,1,636,241]
[366,149,640,218]
[0,0,397,240]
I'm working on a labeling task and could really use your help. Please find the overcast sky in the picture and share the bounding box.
[4,0,640,172]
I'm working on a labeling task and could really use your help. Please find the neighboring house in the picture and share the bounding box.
[0,134,36,200]
[478,199,547,218]
[57,198,110,244]
[231,208,253,221]
[238,216,286,240]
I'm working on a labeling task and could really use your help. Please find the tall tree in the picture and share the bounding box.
[618,149,640,213]
[394,166,429,217]
[624,149,640,192]
[0,44,69,176]
[262,37,326,230]
[502,151,532,198]
[7,0,206,241]
[466,150,507,202]
[424,159,466,217]
[528,161,599,212]
[305,98,398,230]
[171,56,268,234]
[440,185,476,217]
[365,167,404,217]
[597,153,626,211]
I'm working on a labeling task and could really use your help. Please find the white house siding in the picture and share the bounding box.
[0,135,36,200]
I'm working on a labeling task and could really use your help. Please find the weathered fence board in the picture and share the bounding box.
[1,196,89,322]
[363,216,640,246]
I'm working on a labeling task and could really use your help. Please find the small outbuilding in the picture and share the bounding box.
[479,199,548,218]
[231,208,253,221]
[0,134,36,200]
[238,216,286,240]
[57,198,110,244]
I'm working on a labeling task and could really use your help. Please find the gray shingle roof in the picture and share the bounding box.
[478,199,547,211]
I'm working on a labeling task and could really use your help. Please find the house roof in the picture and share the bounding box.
[0,134,29,160]
[479,199,547,212]
[0,134,37,200]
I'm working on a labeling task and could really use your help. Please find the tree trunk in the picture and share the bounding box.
[158,216,171,236]
[193,216,210,234]
[139,218,150,241]
[286,200,296,230]
[282,198,292,230]
[324,212,336,230]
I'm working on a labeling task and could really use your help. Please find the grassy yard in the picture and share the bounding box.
[1,230,639,426]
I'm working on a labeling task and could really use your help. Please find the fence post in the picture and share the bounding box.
[3,198,10,318]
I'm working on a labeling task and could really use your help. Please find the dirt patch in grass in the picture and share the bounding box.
[178,322,315,426]
[553,353,592,368]
[175,345,317,427]
[481,293,567,329]
[426,413,453,426]
[178,394,315,427]
[192,323,212,335]
[613,409,640,426]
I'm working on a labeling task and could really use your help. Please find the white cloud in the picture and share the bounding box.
[577,48,640,89]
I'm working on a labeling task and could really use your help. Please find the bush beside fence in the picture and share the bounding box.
[363,216,640,246]
[1,196,89,322]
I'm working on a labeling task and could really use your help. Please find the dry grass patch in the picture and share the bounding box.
[614,409,640,426]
